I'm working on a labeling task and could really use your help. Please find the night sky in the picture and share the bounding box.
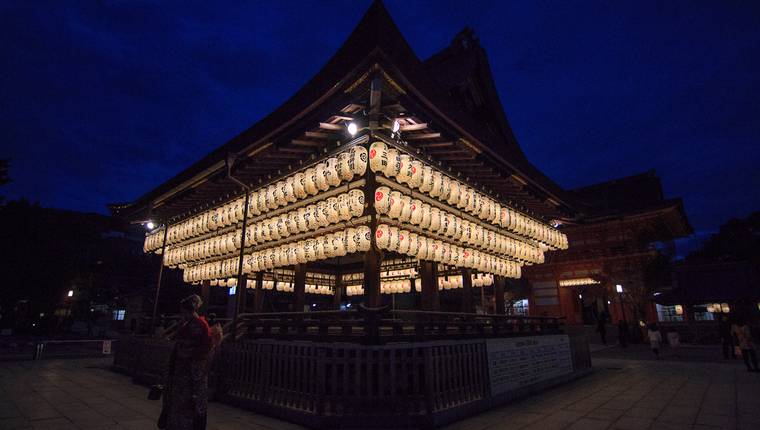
[2,1,759,251]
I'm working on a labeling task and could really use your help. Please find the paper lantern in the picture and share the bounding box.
[315,162,330,191]
[447,181,461,206]
[397,230,410,255]
[388,226,400,251]
[338,151,353,181]
[374,186,391,214]
[407,233,419,256]
[325,157,341,187]
[416,236,429,260]
[303,167,318,195]
[356,226,371,251]
[429,207,441,232]
[388,191,403,219]
[430,171,443,197]
[369,141,389,173]
[397,154,413,184]
[325,197,340,224]
[398,195,412,223]
[337,193,352,221]
[256,190,268,216]
[315,201,329,228]
[440,176,451,201]
[350,145,368,176]
[345,228,357,253]
[420,165,434,193]
[314,237,326,260]
[408,160,423,188]
[409,199,422,225]
[333,232,347,257]
[283,178,297,203]
[375,224,391,249]
[420,204,432,229]
[432,240,443,262]
[384,148,400,178]
[347,189,364,217]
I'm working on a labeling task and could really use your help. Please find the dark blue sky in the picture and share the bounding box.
[2,1,759,244]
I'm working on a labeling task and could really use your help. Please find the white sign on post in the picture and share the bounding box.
[486,334,573,396]
[102,340,112,355]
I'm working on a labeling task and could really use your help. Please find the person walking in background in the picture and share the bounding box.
[731,317,759,372]
[596,311,608,344]
[618,319,629,348]
[648,323,662,359]
[719,314,736,359]
[160,294,212,430]
[667,329,681,358]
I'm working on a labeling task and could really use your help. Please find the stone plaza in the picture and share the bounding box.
[1,347,758,430]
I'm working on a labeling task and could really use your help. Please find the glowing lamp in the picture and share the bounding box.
[616,284,623,293]
[392,120,400,133]
[146,221,155,230]
[67,290,74,298]
[347,122,358,136]
[721,303,730,313]
[674,305,683,315]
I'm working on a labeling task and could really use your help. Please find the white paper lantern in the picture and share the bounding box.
[315,163,330,191]
[337,193,352,221]
[374,186,391,214]
[384,148,400,178]
[397,154,413,184]
[369,141,389,173]
[350,145,368,176]
[375,224,391,250]
[356,226,371,252]
[398,195,412,223]
[325,157,341,187]
[345,228,357,253]
[347,189,364,218]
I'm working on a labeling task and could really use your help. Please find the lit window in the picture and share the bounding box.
[112,309,126,321]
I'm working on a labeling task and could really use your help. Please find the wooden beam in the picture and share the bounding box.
[291,139,322,147]
[304,131,330,139]
[405,132,441,140]
[400,123,428,131]
[279,146,313,154]
[419,142,454,148]
[319,122,343,131]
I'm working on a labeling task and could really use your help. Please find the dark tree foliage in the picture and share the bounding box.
[0,200,184,333]
[686,211,760,265]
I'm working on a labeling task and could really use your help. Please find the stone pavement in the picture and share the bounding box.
[443,358,760,430]
[0,358,306,430]
[1,355,758,430]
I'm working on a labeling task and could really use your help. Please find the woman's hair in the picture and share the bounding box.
[180,294,203,312]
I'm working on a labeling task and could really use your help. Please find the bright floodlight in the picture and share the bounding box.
[616,284,623,293]
[347,122,358,136]
[146,221,155,230]
[67,290,74,297]
[392,120,400,133]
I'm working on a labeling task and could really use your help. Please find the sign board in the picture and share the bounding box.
[102,340,112,355]
[486,335,573,396]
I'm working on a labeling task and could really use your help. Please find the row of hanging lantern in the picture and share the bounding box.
[374,224,522,278]
[558,278,600,287]
[162,189,365,267]
[245,226,371,273]
[368,141,567,249]
[374,186,543,264]
[143,145,368,252]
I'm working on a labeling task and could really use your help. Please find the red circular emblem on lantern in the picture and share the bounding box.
[410,204,416,211]
[411,166,416,174]
[375,191,383,201]
[399,235,404,241]
[376,230,383,238]
[370,149,376,158]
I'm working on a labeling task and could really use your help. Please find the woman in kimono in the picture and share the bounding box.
[161,294,211,430]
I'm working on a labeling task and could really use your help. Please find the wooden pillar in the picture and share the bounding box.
[420,261,439,311]
[149,224,169,335]
[253,272,264,312]
[363,148,382,308]
[231,190,251,339]
[494,276,506,315]
[200,280,211,315]
[363,247,382,307]
[333,273,343,310]
[461,268,473,313]
[294,264,306,312]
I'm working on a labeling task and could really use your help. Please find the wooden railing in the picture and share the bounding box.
[218,339,489,427]
[238,308,563,344]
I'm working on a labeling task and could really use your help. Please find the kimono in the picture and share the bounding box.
[163,316,212,430]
